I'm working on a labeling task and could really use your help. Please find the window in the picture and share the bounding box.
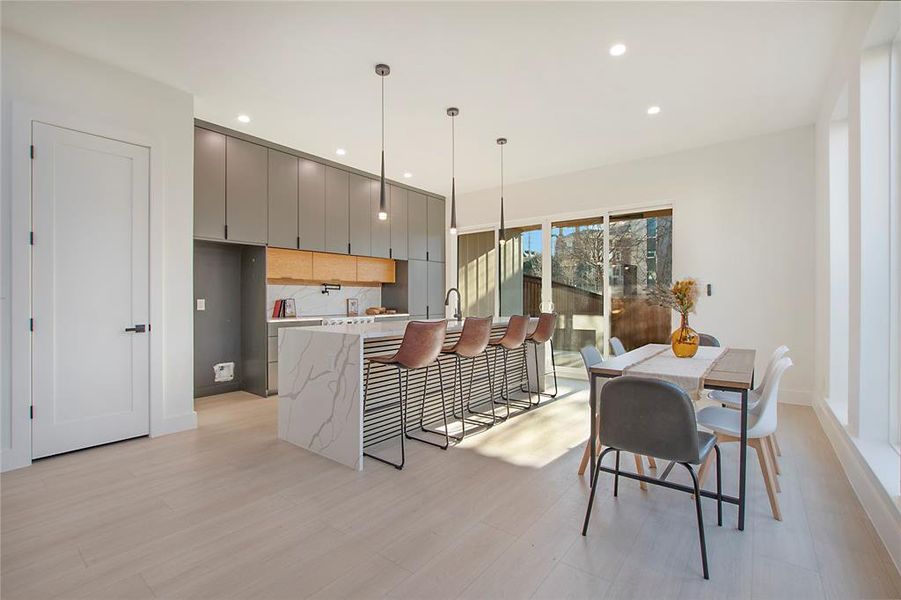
[499,225,543,317]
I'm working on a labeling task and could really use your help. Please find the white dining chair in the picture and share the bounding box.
[696,356,792,521]
[708,345,789,457]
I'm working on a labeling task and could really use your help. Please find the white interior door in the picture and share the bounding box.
[32,122,150,459]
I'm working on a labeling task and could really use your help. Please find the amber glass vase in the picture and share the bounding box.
[671,313,699,358]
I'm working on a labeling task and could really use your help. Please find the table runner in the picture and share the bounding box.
[623,344,727,400]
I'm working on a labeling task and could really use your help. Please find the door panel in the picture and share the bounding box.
[298,158,326,251]
[370,179,390,258]
[407,259,427,317]
[348,173,371,256]
[325,166,350,254]
[267,149,299,249]
[427,196,445,262]
[32,122,150,458]
[427,261,446,319]
[407,191,427,260]
[389,185,408,260]
[193,127,226,240]
[226,137,268,244]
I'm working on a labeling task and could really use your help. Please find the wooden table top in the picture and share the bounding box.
[589,345,756,390]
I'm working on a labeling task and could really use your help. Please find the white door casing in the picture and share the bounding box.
[31,122,150,458]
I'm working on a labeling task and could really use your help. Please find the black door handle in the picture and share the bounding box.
[125,324,146,333]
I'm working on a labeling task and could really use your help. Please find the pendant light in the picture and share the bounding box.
[376,63,390,221]
[497,137,507,241]
[447,107,459,235]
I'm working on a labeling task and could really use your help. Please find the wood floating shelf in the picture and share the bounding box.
[266,247,395,285]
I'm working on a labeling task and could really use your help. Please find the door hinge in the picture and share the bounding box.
[29,231,34,245]
[29,145,34,160]
[224,224,228,239]
[29,318,33,332]
[30,406,33,420]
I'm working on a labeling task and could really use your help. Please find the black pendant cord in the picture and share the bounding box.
[449,108,458,233]
[376,64,390,220]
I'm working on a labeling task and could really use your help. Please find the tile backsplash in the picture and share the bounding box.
[266,284,382,318]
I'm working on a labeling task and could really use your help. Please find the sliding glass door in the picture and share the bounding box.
[457,231,496,318]
[499,224,543,317]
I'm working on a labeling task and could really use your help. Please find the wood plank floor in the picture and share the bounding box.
[2,380,900,599]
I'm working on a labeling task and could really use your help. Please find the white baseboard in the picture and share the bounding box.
[813,398,901,577]
[153,411,198,437]
[1,447,32,472]
[778,388,813,406]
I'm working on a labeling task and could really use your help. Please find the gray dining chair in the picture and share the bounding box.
[698,333,720,347]
[609,336,627,356]
[581,376,723,580]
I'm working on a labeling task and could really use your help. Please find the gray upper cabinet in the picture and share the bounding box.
[194,128,226,240]
[407,259,428,317]
[225,137,268,244]
[427,261,446,319]
[324,166,350,254]
[348,173,371,257]
[389,185,408,260]
[427,196,445,262]
[267,149,299,249]
[407,191,428,261]
[298,158,326,252]
[370,179,390,258]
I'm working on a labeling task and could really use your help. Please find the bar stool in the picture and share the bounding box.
[441,316,495,438]
[489,315,534,419]
[520,312,558,399]
[363,320,448,470]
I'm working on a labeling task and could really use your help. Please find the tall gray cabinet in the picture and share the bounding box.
[267,149,299,249]
[389,185,408,260]
[324,166,350,254]
[225,137,268,244]
[298,158,326,251]
[194,128,226,241]
[348,173,371,256]
[407,191,427,261]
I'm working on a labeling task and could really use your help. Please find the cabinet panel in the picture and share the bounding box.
[407,191,428,261]
[348,173,371,257]
[298,158,326,252]
[427,196,445,262]
[407,259,427,317]
[226,137,269,244]
[266,247,312,281]
[389,185,408,260]
[427,261,446,319]
[267,149,299,249]
[312,252,357,282]
[194,128,226,240]
[324,166,350,254]
[357,257,395,283]
[370,179,391,258]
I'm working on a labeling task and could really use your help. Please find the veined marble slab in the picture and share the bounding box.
[278,327,363,470]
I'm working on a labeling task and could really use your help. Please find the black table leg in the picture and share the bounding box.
[738,387,748,530]
[589,373,598,487]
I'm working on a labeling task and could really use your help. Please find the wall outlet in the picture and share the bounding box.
[196,298,206,311]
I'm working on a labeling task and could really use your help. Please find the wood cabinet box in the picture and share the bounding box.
[313,252,357,283]
[357,257,395,284]
[266,248,312,282]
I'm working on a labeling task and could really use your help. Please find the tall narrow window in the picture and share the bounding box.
[499,224,542,317]
[457,231,496,318]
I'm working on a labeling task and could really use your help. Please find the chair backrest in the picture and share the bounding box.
[528,312,556,344]
[579,345,603,378]
[394,320,447,369]
[495,315,529,349]
[698,333,720,347]
[754,345,790,395]
[452,316,492,358]
[749,356,792,436]
[609,337,626,356]
[599,376,703,464]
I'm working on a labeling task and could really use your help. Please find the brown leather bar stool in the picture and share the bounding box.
[488,315,534,419]
[440,316,495,438]
[363,320,448,470]
[519,312,559,399]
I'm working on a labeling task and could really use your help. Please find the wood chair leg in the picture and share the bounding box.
[634,454,648,491]
[752,439,782,521]
[697,450,715,489]
[766,435,781,476]
[578,439,591,475]
[646,456,658,469]
[772,432,782,456]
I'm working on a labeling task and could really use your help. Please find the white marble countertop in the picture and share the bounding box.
[268,312,410,324]
[288,316,523,341]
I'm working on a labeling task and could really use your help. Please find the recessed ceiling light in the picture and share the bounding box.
[403,172,412,179]
[609,43,627,57]
[237,114,251,123]
[335,148,346,156]
[647,106,661,115]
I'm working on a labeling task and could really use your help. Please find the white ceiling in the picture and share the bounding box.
[2,1,853,196]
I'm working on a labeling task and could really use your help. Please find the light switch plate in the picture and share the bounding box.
[196,298,206,311]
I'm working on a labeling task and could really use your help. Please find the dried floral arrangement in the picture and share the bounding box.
[648,278,700,318]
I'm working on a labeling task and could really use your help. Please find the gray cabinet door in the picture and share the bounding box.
[370,178,390,258]
[348,173,371,256]
[225,137,268,244]
[298,158,326,252]
[427,261,446,319]
[324,166,350,254]
[267,149,299,249]
[389,184,408,260]
[407,259,428,317]
[194,127,226,240]
[427,196,445,262]
[407,191,428,261]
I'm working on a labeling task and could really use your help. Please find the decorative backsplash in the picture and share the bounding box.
[266,284,382,318]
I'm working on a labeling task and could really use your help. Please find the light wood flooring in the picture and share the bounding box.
[2,380,900,599]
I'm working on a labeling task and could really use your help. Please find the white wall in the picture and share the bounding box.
[456,126,816,405]
[1,31,196,470]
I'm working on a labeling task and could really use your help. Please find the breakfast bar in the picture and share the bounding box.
[277,317,543,469]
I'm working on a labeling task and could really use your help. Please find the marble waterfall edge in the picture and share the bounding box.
[277,327,363,470]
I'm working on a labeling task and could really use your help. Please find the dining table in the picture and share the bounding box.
[588,344,756,530]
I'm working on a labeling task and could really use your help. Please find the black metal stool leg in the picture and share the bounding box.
[407,362,451,450]
[363,364,406,470]
[582,446,615,536]
[466,351,499,426]
[714,445,723,527]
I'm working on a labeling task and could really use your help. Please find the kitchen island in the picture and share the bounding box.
[277,317,543,469]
